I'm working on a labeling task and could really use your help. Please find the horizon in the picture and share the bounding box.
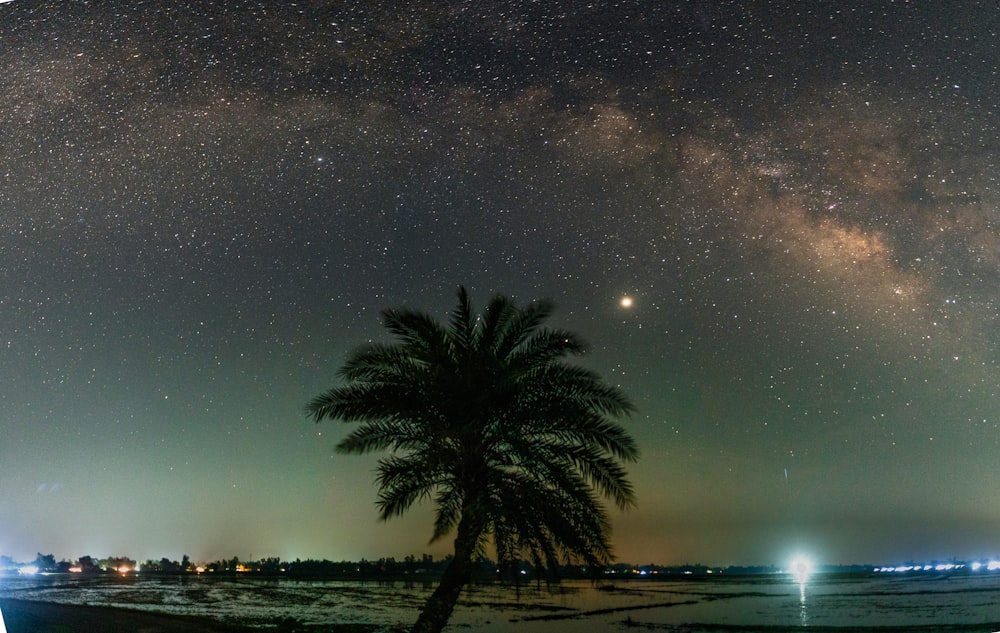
[1,1,999,569]
[5,547,1000,575]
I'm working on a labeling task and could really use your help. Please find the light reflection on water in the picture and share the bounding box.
[798,580,808,627]
[1,572,1000,631]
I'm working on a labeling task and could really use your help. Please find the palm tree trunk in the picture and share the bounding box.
[411,513,482,633]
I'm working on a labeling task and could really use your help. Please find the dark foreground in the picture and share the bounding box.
[0,599,388,633]
[0,599,253,633]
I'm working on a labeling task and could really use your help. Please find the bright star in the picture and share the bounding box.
[620,296,634,309]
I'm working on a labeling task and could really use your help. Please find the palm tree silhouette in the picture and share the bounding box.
[306,287,638,633]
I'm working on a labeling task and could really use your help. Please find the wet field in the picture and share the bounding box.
[2,571,999,631]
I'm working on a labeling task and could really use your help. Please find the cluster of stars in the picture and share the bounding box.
[0,0,996,566]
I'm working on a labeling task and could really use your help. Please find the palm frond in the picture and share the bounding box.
[505,328,587,374]
[448,286,476,350]
[491,298,554,360]
[375,454,440,520]
[337,343,421,381]
[430,484,464,543]
[335,420,424,455]
[382,306,457,367]
[477,293,516,354]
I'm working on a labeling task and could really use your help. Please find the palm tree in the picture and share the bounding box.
[306,287,638,633]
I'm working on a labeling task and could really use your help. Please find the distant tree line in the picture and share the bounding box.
[2,552,880,580]
[0,552,467,579]
[0,551,630,580]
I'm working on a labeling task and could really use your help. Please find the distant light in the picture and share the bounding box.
[788,555,814,584]
[972,562,982,571]
[988,561,1000,571]
[18,565,39,576]
[619,296,634,309]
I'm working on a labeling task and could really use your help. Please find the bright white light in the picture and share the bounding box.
[18,565,39,576]
[619,295,634,309]
[789,555,814,583]
[988,560,1000,571]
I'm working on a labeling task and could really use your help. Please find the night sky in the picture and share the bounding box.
[1,0,998,568]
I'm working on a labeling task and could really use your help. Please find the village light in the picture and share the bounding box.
[788,555,814,584]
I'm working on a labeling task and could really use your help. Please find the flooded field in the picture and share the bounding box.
[2,571,1000,631]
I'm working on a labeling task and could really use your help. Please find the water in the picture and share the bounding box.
[2,572,1000,631]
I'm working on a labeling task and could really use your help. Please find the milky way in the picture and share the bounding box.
[0,1,998,566]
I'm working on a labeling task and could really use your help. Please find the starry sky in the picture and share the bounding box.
[1,0,998,568]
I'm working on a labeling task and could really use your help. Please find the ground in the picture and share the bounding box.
[0,599,387,633]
